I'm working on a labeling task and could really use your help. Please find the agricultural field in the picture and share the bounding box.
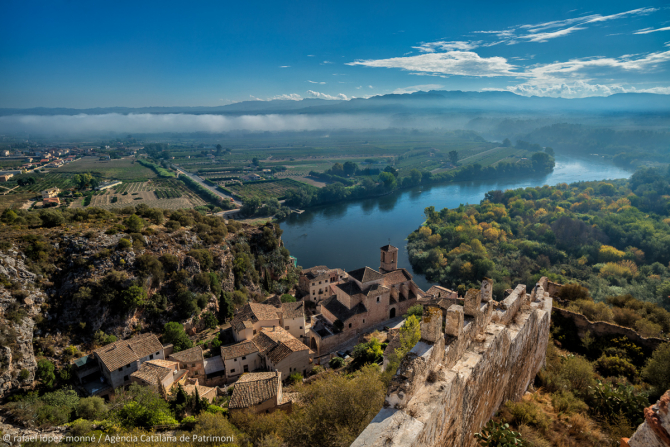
[57,156,156,180]
[0,172,73,195]
[226,178,317,201]
[70,179,207,210]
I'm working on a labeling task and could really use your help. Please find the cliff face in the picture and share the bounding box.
[352,280,552,447]
[626,390,670,447]
[0,219,295,398]
[0,251,46,396]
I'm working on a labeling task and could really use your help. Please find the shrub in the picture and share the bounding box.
[311,365,324,376]
[504,400,550,431]
[557,283,590,302]
[642,343,670,396]
[634,318,663,338]
[201,311,219,329]
[474,420,526,446]
[562,356,596,396]
[76,396,107,420]
[588,381,648,426]
[595,355,637,381]
[18,369,30,381]
[281,294,296,303]
[404,304,423,318]
[568,300,613,322]
[550,390,588,415]
[287,372,303,385]
[329,357,345,369]
[118,238,132,249]
[36,359,55,388]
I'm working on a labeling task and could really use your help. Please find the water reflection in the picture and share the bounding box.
[280,156,633,291]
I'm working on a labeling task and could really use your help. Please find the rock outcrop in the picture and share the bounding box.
[352,278,552,447]
[625,390,670,447]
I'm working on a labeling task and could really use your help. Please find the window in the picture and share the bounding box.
[325,279,328,283]
[300,326,303,329]
[312,282,315,286]
[312,291,316,295]
[191,363,195,367]
[285,326,289,330]
[319,281,322,284]
[244,365,249,372]
[363,319,365,324]
[125,364,131,369]
[231,369,235,374]
[118,367,122,372]
[242,356,246,360]
[150,354,154,360]
[348,323,352,328]
[377,297,379,302]
[123,375,129,381]
[156,351,159,355]
[253,330,257,335]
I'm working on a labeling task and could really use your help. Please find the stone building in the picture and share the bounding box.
[221,327,313,383]
[168,346,205,382]
[130,359,187,390]
[73,333,165,397]
[308,245,425,356]
[231,299,306,343]
[299,265,348,302]
[40,187,60,199]
[183,380,218,403]
[229,372,292,414]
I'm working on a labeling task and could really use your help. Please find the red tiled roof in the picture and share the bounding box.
[220,341,259,361]
[229,372,280,409]
[94,333,163,372]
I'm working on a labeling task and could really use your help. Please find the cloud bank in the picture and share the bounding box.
[0,113,397,135]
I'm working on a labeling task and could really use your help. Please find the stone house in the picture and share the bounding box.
[308,245,425,356]
[229,372,291,414]
[221,327,313,383]
[0,174,13,182]
[41,187,60,199]
[299,266,347,302]
[221,341,263,382]
[231,299,306,343]
[231,303,281,342]
[130,359,187,390]
[183,380,218,403]
[252,327,313,379]
[73,333,166,396]
[168,346,206,382]
[277,301,306,340]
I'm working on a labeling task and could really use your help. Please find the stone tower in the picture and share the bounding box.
[380,244,398,273]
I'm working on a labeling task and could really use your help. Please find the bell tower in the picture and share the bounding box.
[380,244,399,273]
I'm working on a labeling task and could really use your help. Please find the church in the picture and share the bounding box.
[307,245,425,356]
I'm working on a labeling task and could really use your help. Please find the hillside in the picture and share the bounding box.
[0,205,298,397]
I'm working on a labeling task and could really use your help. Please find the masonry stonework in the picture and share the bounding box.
[352,278,552,447]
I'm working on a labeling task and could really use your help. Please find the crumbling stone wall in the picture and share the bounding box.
[352,278,552,447]
[553,307,664,351]
[625,390,670,447]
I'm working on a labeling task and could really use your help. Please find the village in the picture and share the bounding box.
[66,243,457,415]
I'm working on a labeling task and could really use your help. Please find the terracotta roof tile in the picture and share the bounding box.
[94,333,163,372]
[183,384,217,400]
[169,346,203,364]
[229,372,280,409]
[382,269,413,287]
[220,341,259,361]
[130,359,178,385]
[347,267,383,283]
[380,244,398,252]
[231,303,279,332]
[281,301,304,319]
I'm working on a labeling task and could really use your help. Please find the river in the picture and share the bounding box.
[279,156,634,291]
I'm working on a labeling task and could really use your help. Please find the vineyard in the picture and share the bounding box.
[1,172,73,195]
[226,178,316,201]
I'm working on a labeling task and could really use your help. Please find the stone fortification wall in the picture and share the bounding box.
[352,278,552,447]
[552,307,665,351]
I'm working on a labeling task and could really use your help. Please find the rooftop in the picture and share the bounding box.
[130,359,178,385]
[221,341,259,361]
[380,244,399,252]
[169,346,204,364]
[281,301,304,319]
[229,372,280,409]
[94,333,163,372]
[348,267,384,284]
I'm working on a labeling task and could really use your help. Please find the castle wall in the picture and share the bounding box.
[352,279,552,447]
[552,307,665,351]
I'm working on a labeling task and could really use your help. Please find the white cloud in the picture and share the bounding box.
[413,40,480,52]
[472,7,659,46]
[322,60,333,64]
[279,65,290,68]
[504,80,670,98]
[635,26,670,35]
[392,84,444,94]
[307,80,326,84]
[307,54,315,57]
[368,85,374,89]
[306,90,349,100]
[355,86,362,89]
[347,51,521,77]
[270,93,302,101]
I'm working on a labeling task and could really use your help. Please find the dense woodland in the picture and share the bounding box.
[409,167,670,334]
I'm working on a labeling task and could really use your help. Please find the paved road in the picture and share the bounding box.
[171,165,242,206]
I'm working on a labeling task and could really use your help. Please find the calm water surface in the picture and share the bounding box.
[280,156,633,290]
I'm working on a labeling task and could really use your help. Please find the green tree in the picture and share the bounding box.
[343,161,358,177]
[448,150,459,165]
[502,138,512,147]
[37,359,56,388]
[281,294,296,302]
[163,322,193,352]
[219,291,235,322]
[642,343,670,397]
[76,396,108,420]
[121,285,146,312]
[201,311,219,329]
[124,214,145,232]
[378,172,397,190]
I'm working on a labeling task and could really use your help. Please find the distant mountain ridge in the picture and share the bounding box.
[1,90,668,116]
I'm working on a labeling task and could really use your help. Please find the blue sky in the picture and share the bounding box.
[1,0,669,108]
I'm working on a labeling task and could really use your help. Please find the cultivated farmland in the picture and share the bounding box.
[225,178,317,201]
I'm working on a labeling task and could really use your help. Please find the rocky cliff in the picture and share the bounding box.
[352,279,552,447]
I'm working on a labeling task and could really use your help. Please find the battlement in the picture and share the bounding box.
[352,278,553,447]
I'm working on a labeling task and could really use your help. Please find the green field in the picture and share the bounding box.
[226,178,317,201]
[57,156,156,180]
